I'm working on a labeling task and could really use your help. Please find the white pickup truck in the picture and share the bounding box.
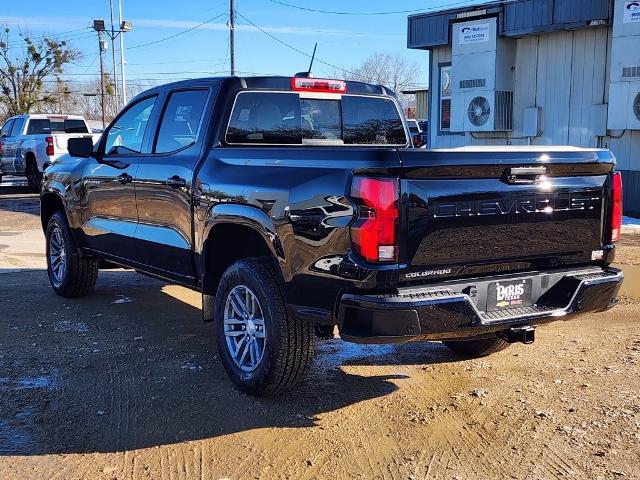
[0,114,99,191]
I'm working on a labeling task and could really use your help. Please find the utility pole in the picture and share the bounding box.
[229,0,235,76]
[109,0,120,109]
[118,0,127,105]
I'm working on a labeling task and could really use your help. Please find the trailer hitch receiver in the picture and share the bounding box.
[498,326,536,345]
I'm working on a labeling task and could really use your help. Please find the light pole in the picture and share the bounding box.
[93,6,131,111]
[117,0,131,105]
[108,0,119,109]
[92,20,108,128]
[229,0,235,76]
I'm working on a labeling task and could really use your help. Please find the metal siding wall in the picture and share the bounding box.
[567,28,608,147]
[533,31,573,144]
[553,0,611,24]
[513,37,539,137]
[408,14,452,48]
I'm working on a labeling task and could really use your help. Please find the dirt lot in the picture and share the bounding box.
[0,186,639,480]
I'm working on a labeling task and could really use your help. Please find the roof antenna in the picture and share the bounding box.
[295,43,317,78]
[307,43,317,76]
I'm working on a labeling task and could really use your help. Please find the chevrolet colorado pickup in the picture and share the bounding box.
[40,75,624,396]
[0,114,98,191]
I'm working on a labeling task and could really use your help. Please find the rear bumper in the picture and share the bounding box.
[337,267,623,344]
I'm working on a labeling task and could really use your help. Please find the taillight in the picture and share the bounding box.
[0,141,3,156]
[350,176,399,262]
[611,172,623,243]
[45,136,54,156]
[290,77,347,94]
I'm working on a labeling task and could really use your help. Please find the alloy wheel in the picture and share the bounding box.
[223,285,266,372]
[48,226,67,287]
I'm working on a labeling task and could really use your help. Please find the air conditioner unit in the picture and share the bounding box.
[608,0,640,130]
[450,17,516,133]
[609,81,640,130]
[453,91,514,132]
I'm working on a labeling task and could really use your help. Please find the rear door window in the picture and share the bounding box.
[154,89,208,153]
[226,92,407,146]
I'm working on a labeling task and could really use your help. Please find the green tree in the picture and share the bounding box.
[0,27,78,117]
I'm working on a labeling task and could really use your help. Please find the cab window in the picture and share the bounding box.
[154,89,208,154]
[1,119,14,137]
[10,118,25,136]
[104,96,156,155]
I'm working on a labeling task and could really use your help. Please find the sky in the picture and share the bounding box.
[0,0,483,93]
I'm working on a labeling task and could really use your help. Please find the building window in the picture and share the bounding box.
[439,65,452,132]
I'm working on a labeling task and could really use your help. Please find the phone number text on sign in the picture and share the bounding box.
[459,23,490,44]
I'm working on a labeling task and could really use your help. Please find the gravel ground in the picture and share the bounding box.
[0,187,639,480]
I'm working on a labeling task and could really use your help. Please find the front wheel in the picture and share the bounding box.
[214,258,314,396]
[46,211,98,297]
[443,337,510,358]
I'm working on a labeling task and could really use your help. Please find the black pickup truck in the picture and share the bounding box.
[41,75,624,396]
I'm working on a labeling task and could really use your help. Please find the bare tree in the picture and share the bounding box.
[337,52,421,106]
[0,27,79,117]
[74,74,148,123]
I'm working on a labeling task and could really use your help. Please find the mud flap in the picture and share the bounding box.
[202,293,215,323]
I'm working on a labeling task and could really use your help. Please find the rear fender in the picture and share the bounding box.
[199,203,290,322]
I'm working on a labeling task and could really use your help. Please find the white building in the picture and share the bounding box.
[408,0,640,213]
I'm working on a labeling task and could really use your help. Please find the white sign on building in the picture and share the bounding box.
[459,23,490,44]
[624,1,640,23]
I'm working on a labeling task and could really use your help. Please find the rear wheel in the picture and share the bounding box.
[46,211,98,297]
[26,159,42,193]
[214,257,314,396]
[443,337,510,358]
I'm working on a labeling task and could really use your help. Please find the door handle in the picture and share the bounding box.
[166,175,187,189]
[116,173,133,185]
[503,166,547,185]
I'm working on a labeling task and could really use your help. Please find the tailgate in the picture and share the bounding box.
[397,148,615,282]
[52,133,93,153]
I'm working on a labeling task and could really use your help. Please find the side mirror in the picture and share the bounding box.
[68,137,95,158]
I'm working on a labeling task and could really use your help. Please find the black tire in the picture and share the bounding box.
[26,159,42,193]
[214,257,314,396]
[443,336,510,358]
[46,211,98,297]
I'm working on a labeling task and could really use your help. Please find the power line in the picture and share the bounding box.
[235,11,428,87]
[2,28,94,49]
[127,12,227,50]
[266,0,477,16]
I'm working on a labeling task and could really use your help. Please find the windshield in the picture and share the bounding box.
[226,92,407,146]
